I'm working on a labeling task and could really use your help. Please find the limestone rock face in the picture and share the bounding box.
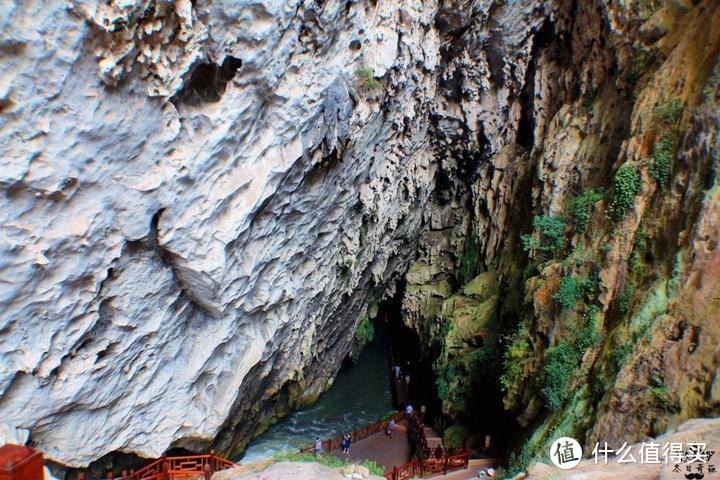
[1,0,719,473]
[0,0,441,468]
[398,0,720,466]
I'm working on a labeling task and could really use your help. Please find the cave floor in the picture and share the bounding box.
[331,420,411,472]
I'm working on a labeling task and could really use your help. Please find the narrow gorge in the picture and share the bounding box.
[1,0,719,478]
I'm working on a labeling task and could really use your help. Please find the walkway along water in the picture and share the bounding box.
[240,328,393,463]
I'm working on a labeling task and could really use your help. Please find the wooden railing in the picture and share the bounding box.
[298,411,405,454]
[384,452,470,480]
[79,453,237,480]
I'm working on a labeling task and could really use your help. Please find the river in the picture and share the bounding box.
[238,327,393,463]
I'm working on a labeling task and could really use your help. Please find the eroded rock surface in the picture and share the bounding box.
[1,0,440,467]
[1,0,719,473]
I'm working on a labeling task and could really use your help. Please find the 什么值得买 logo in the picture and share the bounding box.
[550,437,582,470]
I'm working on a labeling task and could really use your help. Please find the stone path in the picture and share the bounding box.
[331,421,411,472]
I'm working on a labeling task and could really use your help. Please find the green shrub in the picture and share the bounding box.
[609,341,633,372]
[649,374,676,411]
[274,452,347,469]
[577,308,602,351]
[630,225,647,275]
[650,132,676,191]
[458,236,480,284]
[540,342,580,411]
[436,363,458,401]
[655,98,683,125]
[355,66,382,90]
[619,285,635,314]
[500,323,530,395]
[571,189,605,233]
[521,215,567,253]
[360,460,385,476]
[351,315,374,362]
[582,266,602,298]
[443,425,470,449]
[610,165,641,220]
[553,275,583,311]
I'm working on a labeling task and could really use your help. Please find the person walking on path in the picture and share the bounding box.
[341,434,351,455]
[314,437,323,456]
[405,404,413,418]
[387,419,397,438]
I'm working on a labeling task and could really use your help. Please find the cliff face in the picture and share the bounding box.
[1,0,441,467]
[0,0,718,472]
[401,0,720,471]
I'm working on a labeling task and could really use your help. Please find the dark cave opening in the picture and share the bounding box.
[171,56,243,105]
[377,288,443,421]
[377,282,518,458]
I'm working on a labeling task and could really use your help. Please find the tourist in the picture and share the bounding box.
[314,437,323,456]
[477,467,495,478]
[405,404,413,419]
[394,365,401,378]
[341,434,351,454]
[405,373,410,385]
[387,419,397,438]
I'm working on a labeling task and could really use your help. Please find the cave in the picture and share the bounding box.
[376,283,517,457]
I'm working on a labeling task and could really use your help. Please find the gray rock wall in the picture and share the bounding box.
[0,0,443,467]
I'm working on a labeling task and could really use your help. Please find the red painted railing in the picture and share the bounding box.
[80,452,237,480]
[298,411,405,454]
[384,452,471,480]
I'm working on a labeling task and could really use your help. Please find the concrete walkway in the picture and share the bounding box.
[332,421,411,472]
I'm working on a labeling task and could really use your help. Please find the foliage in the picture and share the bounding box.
[436,363,458,401]
[577,308,602,351]
[443,425,470,450]
[522,215,567,253]
[609,341,633,372]
[500,322,530,396]
[274,452,347,469]
[650,132,676,191]
[655,98,684,125]
[355,66,382,90]
[620,43,649,93]
[351,315,374,362]
[553,275,583,311]
[649,374,676,411]
[274,451,384,476]
[619,285,635,315]
[458,236,480,285]
[571,189,605,233]
[609,165,641,220]
[540,342,581,411]
[360,460,385,476]
[380,410,398,421]
[630,224,647,275]
[507,445,533,476]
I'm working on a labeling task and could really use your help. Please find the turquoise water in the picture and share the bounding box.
[239,332,392,463]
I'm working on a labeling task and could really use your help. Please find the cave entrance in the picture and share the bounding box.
[376,285,443,423]
[378,283,517,458]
